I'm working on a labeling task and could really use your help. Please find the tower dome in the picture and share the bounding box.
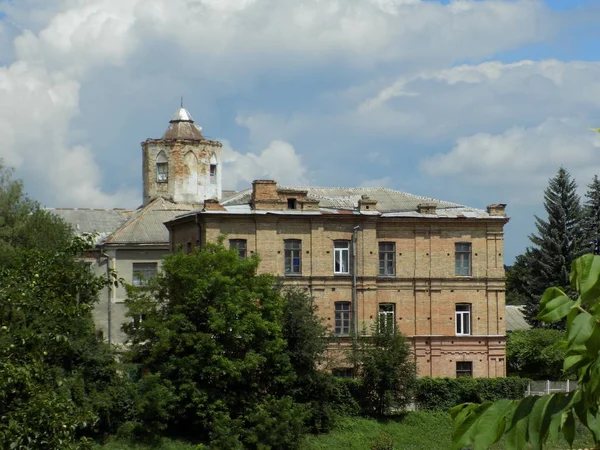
[162,107,204,140]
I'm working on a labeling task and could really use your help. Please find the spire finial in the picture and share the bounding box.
[181,96,184,108]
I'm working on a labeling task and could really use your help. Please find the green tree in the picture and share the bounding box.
[506,329,567,380]
[451,254,600,450]
[505,251,535,306]
[123,243,307,449]
[524,167,584,328]
[582,174,600,255]
[353,324,417,417]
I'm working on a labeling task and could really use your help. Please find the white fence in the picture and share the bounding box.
[526,380,578,396]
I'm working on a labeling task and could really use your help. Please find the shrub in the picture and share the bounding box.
[414,377,529,411]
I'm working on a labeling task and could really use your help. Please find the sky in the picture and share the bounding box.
[1,0,600,263]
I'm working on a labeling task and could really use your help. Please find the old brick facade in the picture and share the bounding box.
[166,180,509,378]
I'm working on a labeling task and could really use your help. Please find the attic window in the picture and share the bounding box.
[287,198,297,210]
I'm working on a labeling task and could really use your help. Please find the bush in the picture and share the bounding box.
[414,377,529,411]
[370,431,394,450]
[506,328,568,379]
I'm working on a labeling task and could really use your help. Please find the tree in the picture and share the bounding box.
[451,254,600,450]
[505,251,535,306]
[524,167,584,327]
[123,243,307,449]
[582,174,600,255]
[506,328,567,380]
[353,324,416,417]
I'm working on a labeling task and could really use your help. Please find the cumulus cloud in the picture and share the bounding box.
[222,139,309,190]
[420,118,600,205]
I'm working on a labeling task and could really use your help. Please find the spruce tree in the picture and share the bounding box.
[582,174,600,255]
[524,167,584,327]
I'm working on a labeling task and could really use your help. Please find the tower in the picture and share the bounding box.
[141,107,223,205]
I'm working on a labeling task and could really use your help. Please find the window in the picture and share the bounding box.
[378,303,395,333]
[132,263,158,287]
[332,368,354,378]
[156,162,168,183]
[210,164,217,184]
[334,241,350,274]
[230,239,247,258]
[284,239,302,275]
[334,302,351,336]
[379,242,395,276]
[455,304,471,335]
[131,314,146,330]
[287,198,297,209]
[455,243,472,276]
[156,151,168,183]
[456,361,473,378]
[186,242,192,254]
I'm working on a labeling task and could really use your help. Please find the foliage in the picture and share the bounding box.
[414,377,529,411]
[505,253,535,306]
[352,324,416,416]
[123,243,308,449]
[522,167,584,328]
[582,174,600,255]
[506,329,568,380]
[370,431,394,450]
[451,254,600,450]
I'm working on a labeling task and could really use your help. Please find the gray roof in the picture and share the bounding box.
[105,197,195,245]
[506,305,530,332]
[49,208,134,244]
[221,186,500,218]
[162,107,204,140]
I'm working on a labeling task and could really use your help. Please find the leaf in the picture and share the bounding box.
[528,394,555,450]
[585,322,600,357]
[547,393,575,442]
[562,409,576,447]
[536,288,574,323]
[472,399,515,450]
[567,312,595,347]
[505,395,537,450]
[570,255,600,305]
[451,403,490,450]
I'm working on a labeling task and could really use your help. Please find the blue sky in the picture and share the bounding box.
[1,0,600,263]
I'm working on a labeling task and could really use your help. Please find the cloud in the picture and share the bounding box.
[420,117,600,205]
[222,139,309,190]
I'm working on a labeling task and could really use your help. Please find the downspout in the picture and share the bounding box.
[352,225,361,340]
[100,246,112,345]
[195,213,202,249]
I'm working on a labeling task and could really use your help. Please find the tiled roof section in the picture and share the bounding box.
[49,208,134,245]
[222,186,480,215]
[506,305,530,332]
[105,197,196,245]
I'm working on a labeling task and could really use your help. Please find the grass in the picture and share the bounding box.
[97,412,597,450]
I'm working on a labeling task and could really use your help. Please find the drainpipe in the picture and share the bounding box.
[100,246,112,345]
[195,213,202,249]
[352,225,361,340]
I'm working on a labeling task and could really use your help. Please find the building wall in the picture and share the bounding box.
[172,214,507,378]
[142,139,222,205]
[88,247,168,346]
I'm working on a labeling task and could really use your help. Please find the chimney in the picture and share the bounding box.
[417,203,437,215]
[487,204,507,217]
[358,195,378,212]
[252,180,279,210]
[203,199,226,211]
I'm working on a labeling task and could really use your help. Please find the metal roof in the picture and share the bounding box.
[105,197,196,245]
[161,107,204,140]
[49,208,134,244]
[221,186,500,218]
[506,305,530,332]
[170,107,194,122]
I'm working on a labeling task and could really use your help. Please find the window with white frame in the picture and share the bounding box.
[156,151,168,183]
[334,301,351,336]
[455,242,472,276]
[378,303,395,333]
[132,263,158,287]
[284,239,302,275]
[455,303,471,335]
[379,242,395,276]
[334,241,350,274]
[209,154,218,184]
[229,239,247,259]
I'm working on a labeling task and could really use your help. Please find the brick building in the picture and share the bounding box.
[166,180,509,378]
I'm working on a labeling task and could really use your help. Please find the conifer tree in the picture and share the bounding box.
[582,174,600,255]
[524,167,584,327]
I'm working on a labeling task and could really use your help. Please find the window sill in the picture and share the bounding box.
[455,334,472,337]
[455,275,473,278]
[333,273,351,276]
[284,273,303,277]
[378,275,396,278]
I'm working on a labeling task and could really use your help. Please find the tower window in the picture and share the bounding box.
[210,164,217,184]
[156,162,168,183]
[287,198,297,209]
